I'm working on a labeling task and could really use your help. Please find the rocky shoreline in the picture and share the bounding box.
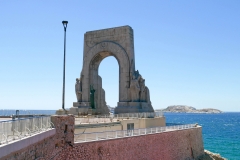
[159,105,222,113]
[199,150,227,160]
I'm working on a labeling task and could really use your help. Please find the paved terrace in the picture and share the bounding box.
[74,124,198,143]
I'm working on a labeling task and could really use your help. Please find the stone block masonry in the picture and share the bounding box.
[0,115,204,160]
[71,26,154,115]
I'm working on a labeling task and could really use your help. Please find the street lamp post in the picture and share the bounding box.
[62,21,68,112]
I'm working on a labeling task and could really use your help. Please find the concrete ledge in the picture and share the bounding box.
[0,129,56,158]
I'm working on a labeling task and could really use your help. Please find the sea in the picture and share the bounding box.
[0,110,239,160]
[165,112,240,160]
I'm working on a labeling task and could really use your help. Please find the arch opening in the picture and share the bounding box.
[88,51,120,114]
[99,56,119,110]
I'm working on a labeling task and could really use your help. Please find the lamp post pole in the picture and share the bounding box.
[62,21,68,112]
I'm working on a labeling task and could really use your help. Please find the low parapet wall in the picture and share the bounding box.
[56,126,204,160]
[0,115,204,160]
[0,129,56,158]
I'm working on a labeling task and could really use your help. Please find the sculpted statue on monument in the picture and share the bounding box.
[75,78,82,102]
[130,71,141,102]
[90,85,95,109]
[139,77,147,102]
[129,70,151,103]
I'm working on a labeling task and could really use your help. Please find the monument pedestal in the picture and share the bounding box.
[69,107,88,115]
[69,102,90,115]
[73,102,91,107]
[115,102,154,114]
[69,102,102,115]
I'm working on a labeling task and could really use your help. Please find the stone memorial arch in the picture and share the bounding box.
[70,26,154,115]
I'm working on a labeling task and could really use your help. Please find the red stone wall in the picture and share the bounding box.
[1,115,204,160]
[55,127,204,160]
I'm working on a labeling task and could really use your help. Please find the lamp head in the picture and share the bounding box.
[62,21,68,29]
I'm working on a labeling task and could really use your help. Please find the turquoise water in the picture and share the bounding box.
[165,112,240,160]
[0,109,56,116]
[1,110,239,159]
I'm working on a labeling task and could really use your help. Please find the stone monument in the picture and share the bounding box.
[69,26,154,115]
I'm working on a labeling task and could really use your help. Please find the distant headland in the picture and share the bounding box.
[158,105,223,113]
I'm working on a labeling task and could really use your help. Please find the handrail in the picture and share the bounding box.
[49,122,55,128]
[75,111,164,124]
[99,111,163,118]
[0,133,7,145]
[0,115,50,122]
[0,116,54,145]
[74,124,197,143]
[0,109,56,116]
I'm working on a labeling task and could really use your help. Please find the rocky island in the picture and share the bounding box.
[159,105,222,113]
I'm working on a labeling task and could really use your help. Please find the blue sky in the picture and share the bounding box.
[0,1,239,111]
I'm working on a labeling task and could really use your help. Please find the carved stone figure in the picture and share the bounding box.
[139,77,147,102]
[144,87,151,103]
[90,85,95,109]
[130,71,141,102]
[75,78,82,102]
[97,75,109,114]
